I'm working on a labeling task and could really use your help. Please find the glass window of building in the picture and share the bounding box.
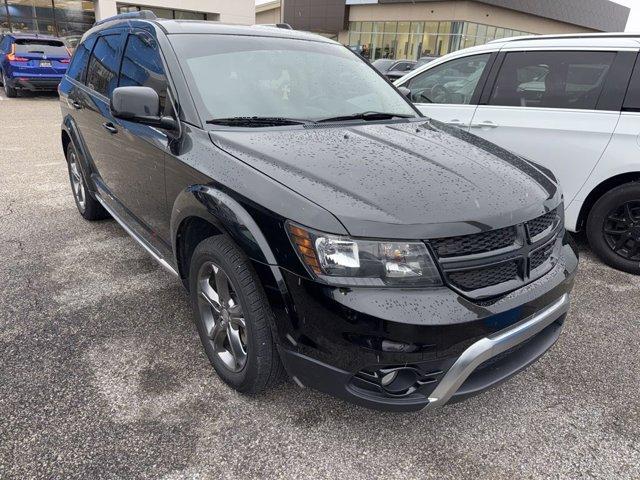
[1,0,94,36]
[462,22,477,49]
[345,20,533,61]
[116,4,211,21]
[381,21,397,59]
[395,21,410,60]
[407,21,423,60]
[436,21,452,56]
[359,21,372,59]
[370,21,384,60]
[420,21,438,58]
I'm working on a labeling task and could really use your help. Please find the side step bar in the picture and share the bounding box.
[95,193,179,277]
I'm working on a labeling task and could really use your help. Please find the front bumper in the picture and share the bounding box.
[271,236,578,412]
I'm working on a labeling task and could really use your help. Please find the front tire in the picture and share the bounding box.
[586,182,640,275]
[65,143,109,221]
[189,235,284,394]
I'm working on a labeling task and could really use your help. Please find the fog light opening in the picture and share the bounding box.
[378,368,419,395]
[380,371,398,387]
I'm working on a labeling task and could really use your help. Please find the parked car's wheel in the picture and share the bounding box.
[586,182,640,274]
[189,235,284,394]
[2,73,17,98]
[65,143,109,220]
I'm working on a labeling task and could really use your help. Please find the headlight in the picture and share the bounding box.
[287,223,442,287]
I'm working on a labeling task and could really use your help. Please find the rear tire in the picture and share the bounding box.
[586,182,640,275]
[189,235,284,394]
[65,143,109,221]
[3,73,17,98]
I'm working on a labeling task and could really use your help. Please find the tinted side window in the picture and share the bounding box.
[118,32,168,111]
[489,51,616,110]
[623,56,640,111]
[67,36,96,82]
[86,34,123,97]
[407,54,490,105]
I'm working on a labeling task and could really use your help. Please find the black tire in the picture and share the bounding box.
[3,73,17,98]
[65,143,109,221]
[586,182,640,275]
[189,235,284,394]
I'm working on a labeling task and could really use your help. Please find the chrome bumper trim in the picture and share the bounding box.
[426,293,570,408]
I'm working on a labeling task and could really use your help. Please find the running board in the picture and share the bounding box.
[95,193,179,277]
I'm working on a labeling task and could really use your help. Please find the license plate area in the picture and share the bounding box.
[40,60,52,67]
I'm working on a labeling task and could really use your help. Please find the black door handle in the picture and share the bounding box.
[70,100,82,110]
[102,122,118,134]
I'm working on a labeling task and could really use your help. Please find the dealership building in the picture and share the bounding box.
[0,0,254,37]
[256,0,630,61]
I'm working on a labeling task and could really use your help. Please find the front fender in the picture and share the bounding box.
[171,185,280,267]
[170,185,301,345]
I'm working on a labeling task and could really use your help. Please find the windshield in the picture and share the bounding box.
[170,34,417,124]
[15,39,68,56]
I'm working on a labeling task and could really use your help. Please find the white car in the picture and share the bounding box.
[396,33,640,275]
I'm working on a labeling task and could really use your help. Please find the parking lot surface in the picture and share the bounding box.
[0,91,639,479]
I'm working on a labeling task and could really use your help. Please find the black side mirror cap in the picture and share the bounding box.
[111,86,177,130]
[112,86,159,117]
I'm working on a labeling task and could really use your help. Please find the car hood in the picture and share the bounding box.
[210,119,560,239]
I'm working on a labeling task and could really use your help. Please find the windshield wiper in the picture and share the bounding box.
[206,116,312,127]
[316,111,415,123]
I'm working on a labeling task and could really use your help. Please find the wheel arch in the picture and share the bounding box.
[576,172,640,230]
[61,129,72,158]
[171,186,283,290]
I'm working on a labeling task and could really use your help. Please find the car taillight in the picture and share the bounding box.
[60,58,70,64]
[8,45,28,62]
[7,53,28,62]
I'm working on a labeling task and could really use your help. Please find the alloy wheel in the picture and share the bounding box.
[68,151,86,211]
[197,261,248,373]
[603,200,640,261]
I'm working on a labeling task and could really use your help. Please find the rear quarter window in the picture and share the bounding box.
[67,36,96,82]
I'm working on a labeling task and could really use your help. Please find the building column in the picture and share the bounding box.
[94,0,118,21]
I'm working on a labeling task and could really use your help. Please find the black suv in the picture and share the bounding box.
[59,12,578,412]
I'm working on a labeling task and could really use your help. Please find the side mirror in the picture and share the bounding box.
[111,86,176,130]
[398,86,411,98]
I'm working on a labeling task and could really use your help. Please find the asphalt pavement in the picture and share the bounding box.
[0,90,638,479]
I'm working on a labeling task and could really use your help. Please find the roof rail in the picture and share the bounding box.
[259,23,293,30]
[93,10,157,27]
[489,32,640,44]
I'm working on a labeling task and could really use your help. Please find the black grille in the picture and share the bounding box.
[530,243,554,270]
[527,209,558,239]
[430,208,563,297]
[430,226,516,258]
[448,261,519,291]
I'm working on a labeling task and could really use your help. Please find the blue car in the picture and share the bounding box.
[0,34,70,97]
